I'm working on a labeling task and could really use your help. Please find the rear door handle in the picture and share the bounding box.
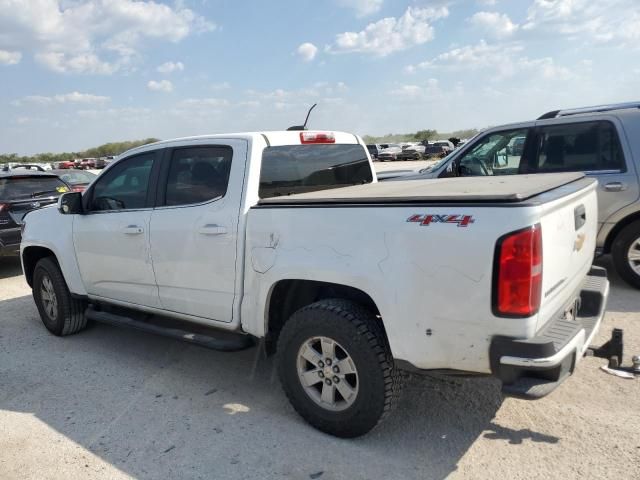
[122,225,144,235]
[603,182,626,192]
[198,224,227,235]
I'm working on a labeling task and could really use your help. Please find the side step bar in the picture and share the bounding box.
[85,307,255,352]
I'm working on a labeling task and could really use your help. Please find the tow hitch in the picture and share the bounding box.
[587,328,640,375]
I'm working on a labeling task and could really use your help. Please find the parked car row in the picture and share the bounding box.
[56,157,113,170]
[367,140,461,161]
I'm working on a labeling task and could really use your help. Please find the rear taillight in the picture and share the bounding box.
[300,131,335,144]
[493,224,542,317]
[72,186,85,192]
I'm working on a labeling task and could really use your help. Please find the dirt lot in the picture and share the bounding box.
[0,256,638,480]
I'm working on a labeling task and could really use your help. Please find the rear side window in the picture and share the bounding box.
[259,144,373,198]
[164,146,232,206]
[535,121,625,172]
[0,176,69,200]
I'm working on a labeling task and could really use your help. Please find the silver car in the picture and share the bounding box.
[395,101,640,288]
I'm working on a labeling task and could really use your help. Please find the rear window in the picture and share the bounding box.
[259,144,373,198]
[0,176,69,200]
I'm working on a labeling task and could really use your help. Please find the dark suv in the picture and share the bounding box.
[0,170,70,256]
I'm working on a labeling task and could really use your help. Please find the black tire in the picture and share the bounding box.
[33,257,87,336]
[612,221,640,289]
[277,299,401,438]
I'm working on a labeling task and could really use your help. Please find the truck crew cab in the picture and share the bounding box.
[21,130,610,437]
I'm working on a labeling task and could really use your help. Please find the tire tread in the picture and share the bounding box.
[277,298,402,437]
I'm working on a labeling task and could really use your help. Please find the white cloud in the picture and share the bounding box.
[210,81,231,90]
[335,0,383,17]
[406,40,574,81]
[296,42,318,62]
[390,79,441,100]
[247,82,347,102]
[0,0,215,74]
[469,11,518,38]
[0,49,21,65]
[76,107,152,120]
[147,80,174,92]
[36,52,118,75]
[178,98,230,108]
[157,61,184,74]
[328,6,449,56]
[524,0,640,45]
[14,92,110,106]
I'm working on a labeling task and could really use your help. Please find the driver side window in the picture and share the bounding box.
[455,128,530,177]
[90,153,155,211]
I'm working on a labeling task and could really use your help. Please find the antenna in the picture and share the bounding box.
[287,103,318,131]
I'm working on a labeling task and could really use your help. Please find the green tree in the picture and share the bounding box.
[413,129,438,142]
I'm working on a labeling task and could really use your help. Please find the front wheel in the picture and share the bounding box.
[33,257,87,336]
[277,299,401,438]
[612,221,640,289]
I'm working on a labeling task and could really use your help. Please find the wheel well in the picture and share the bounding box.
[22,246,56,287]
[603,212,640,254]
[265,280,382,355]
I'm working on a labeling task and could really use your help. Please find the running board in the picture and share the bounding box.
[85,307,255,352]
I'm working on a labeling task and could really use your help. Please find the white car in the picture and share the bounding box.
[377,144,403,161]
[20,129,611,437]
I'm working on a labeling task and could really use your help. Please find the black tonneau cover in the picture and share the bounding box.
[257,172,588,205]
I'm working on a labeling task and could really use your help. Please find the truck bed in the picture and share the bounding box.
[258,172,587,205]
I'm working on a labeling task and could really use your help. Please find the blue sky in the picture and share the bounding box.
[1,0,639,155]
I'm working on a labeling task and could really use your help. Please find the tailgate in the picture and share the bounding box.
[536,178,599,330]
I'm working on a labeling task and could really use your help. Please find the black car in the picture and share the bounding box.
[0,170,71,256]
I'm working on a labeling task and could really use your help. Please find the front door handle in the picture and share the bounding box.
[122,225,144,235]
[198,224,227,235]
[603,182,626,192]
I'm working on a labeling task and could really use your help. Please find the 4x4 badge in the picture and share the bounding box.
[407,214,475,227]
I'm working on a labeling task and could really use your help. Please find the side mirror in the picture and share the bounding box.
[58,192,83,215]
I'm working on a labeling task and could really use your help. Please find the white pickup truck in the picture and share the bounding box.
[21,130,611,437]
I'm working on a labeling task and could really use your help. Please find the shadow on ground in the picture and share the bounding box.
[3,255,633,479]
[0,291,510,479]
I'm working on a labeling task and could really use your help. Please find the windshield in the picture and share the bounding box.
[56,170,97,185]
[0,176,69,200]
[420,131,484,173]
[419,151,456,173]
[259,144,373,198]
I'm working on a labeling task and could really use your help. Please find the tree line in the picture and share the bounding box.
[0,138,159,165]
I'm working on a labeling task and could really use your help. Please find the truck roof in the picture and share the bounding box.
[121,130,361,157]
[258,172,589,205]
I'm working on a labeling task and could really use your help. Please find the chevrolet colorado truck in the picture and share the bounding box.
[21,130,610,437]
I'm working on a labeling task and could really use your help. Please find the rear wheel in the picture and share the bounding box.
[33,257,87,336]
[612,221,640,289]
[277,299,401,438]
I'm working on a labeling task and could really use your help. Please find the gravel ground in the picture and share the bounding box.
[0,255,638,480]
